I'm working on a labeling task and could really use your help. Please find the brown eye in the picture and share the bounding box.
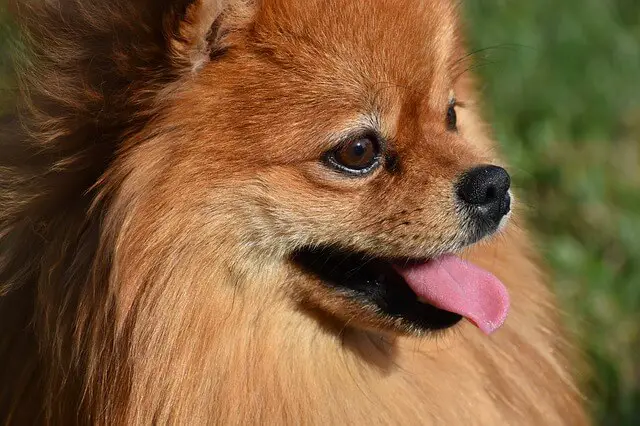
[446,103,457,131]
[329,136,381,174]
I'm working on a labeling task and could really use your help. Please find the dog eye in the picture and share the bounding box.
[328,136,381,174]
[446,103,457,131]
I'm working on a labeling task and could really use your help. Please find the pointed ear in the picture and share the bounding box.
[167,0,256,72]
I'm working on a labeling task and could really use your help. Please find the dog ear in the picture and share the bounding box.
[10,0,257,169]
[167,0,256,72]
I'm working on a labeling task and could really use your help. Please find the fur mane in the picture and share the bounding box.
[0,1,227,422]
[0,1,588,424]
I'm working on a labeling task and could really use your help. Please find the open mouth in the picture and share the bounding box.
[292,246,510,334]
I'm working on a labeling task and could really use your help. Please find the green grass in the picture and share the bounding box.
[464,0,640,424]
[1,2,639,424]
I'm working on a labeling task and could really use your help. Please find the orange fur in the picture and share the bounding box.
[0,0,588,424]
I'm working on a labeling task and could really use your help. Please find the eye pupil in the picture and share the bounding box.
[352,142,366,156]
[446,104,457,131]
[331,136,380,173]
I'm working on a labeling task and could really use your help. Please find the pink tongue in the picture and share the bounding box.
[394,255,510,334]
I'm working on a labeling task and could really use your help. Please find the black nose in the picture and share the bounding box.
[457,165,511,221]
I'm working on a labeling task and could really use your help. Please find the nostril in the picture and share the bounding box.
[501,191,512,216]
[457,165,511,206]
[485,185,497,202]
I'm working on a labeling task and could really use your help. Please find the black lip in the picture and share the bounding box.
[291,246,463,332]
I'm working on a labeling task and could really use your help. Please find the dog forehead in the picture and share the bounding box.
[252,0,457,95]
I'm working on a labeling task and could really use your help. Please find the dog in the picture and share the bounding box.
[0,0,588,424]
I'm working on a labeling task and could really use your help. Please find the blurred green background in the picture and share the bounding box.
[1,1,638,424]
[463,1,640,424]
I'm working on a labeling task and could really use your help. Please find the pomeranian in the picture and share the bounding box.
[0,0,588,424]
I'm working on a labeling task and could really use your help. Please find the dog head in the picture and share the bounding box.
[97,0,512,336]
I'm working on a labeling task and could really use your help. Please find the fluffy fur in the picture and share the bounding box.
[0,0,588,424]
